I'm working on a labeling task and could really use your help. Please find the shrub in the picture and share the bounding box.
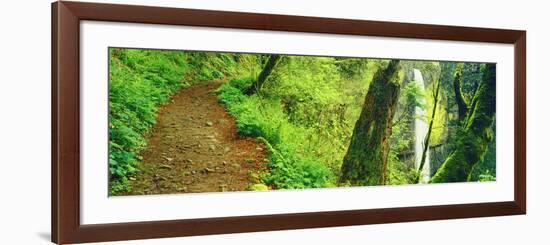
[108,48,190,194]
[217,78,333,189]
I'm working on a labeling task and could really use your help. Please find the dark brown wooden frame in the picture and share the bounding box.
[52,1,526,244]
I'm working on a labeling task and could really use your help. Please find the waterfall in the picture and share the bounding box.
[413,69,431,183]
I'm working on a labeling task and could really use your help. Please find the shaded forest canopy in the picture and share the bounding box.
[108,48,496,194]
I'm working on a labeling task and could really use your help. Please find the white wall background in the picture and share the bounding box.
[0,0,546,244]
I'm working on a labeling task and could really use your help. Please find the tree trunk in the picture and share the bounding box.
[245,55,281,95]
[464,65,483,125]
[339,60,401,186]
[453,63,468,121]
[415,70,443,183]
[430,64,496,183]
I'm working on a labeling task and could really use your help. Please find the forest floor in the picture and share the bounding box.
[124,80,268,195]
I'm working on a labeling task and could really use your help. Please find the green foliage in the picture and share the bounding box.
[186,52,233,81]
[430,64,496,183]
[108,49,239,194]
[217,56,444,188]
[334,57,369,80]
[469,131,496,181]
[109,48,189,193]
[404,80,427,109]
[459,63,484,103]
[218,78,333,188]
[109,47,497,193]
[476,170,496,182]
[387,76,425,185]
[387,122,419,185]
[266,57,354,154]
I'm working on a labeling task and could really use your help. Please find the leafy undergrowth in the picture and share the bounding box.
[217,58,426,189]
[108,49,496,194]
[108,49,232,194]
[217,78,334,189]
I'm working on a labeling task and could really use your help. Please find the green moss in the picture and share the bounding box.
[339,60,401,186]
[430,64,496,183]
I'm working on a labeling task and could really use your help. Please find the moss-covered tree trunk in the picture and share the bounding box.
[453,63,468,121]
[339,60,401,186]
[430,64,496,183]
[245,55,281,95]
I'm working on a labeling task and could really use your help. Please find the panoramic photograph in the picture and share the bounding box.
[108,48,496,196]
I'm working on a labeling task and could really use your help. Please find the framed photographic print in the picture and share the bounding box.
[52,1,526,244]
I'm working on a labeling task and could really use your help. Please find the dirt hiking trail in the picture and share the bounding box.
[125,80,268,195]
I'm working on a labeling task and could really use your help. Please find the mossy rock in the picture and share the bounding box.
[248,184,269,191]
